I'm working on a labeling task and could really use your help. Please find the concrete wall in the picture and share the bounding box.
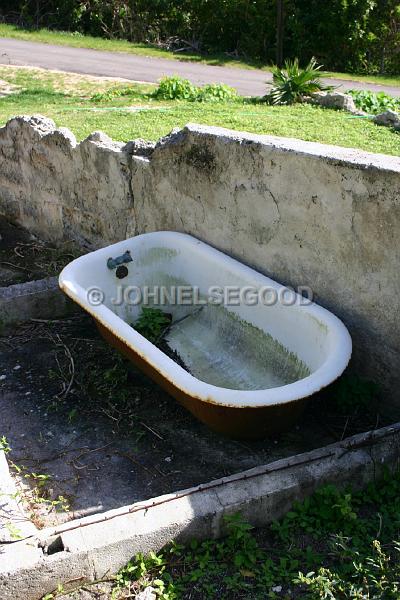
[0,115,399,408]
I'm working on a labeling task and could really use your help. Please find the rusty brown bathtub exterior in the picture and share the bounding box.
[96,321,308,440]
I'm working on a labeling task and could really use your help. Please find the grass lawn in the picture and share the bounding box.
[0,66,398,156]
[1,23,400,88]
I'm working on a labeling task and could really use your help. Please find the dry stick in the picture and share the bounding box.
[45,576,117,599]
[112,450,159,477]
[13,246,25,258]
[44,576,97,599]
[340,415,350,441]
[54,333,75,398]
[169,305,205,330]
[155,305,204,345]
[30,315,83,323]
[73,442,114,464]
[152,464,166,477]
[41,328,74,397]
[140,421,164,440]
[71,460,100,472]
[17,446,91,465]
[69,446,110,472]
[54,353,67,395]
[0,260,33,273]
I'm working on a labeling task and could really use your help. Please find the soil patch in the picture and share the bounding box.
[0,216,83,286]
[0,312,384,529]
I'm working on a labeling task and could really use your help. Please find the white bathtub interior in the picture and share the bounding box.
[165,304,310,390]
[67,233,341,392]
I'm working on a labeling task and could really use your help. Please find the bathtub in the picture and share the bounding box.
[59,232,352,439]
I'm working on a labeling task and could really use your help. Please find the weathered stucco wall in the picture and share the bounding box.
[1,115,399,408]
[0,116,134,246]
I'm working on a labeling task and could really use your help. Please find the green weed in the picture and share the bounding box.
[0,435,11,454]
[133,307,172,345]
[349,89,400,114]
[153,76,237,102]
[108,471,400,599]
[2,439,71,515]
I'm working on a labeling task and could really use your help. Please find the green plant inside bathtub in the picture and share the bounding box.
[134,307,172,345]
[132,307,191,372]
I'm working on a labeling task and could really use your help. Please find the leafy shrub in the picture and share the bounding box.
[295,540,400,599]
[153,76,237,102]
[197,82,237,102]
[153,76,199,101]
[271,484,360,544]
[267,57,329,105]
[111,471,400,599]
[348,89,400,114]
[134,307,171,344]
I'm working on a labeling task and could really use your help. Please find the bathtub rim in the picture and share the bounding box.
[59,231,352,409]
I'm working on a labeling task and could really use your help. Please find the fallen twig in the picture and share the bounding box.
[112,450,158,477]
[0,260,32,273]
[52,333,75,399]
[140,421,164,440]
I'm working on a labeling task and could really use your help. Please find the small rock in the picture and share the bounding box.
[135,586,157,600]
[373,109,400,129]
[85,130,124,151]
[311,91,359,114]
[86,130,113,144]
[272,585,282,593]
[123,138,155,157]
[13,115,56,134]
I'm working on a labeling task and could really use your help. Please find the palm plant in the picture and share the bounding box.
[268,57,329,105]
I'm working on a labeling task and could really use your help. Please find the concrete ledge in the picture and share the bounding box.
[178,123,400,171]
[1,423,399,600]
[0,277,80,332]
[0,450,37,542]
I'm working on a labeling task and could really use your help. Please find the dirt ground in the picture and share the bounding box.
[0,216,390,600]
[0,78,20,97]
[0,217,82,285]
[0,63,149,96]
[0,217,385,531]
[0,313,345,529]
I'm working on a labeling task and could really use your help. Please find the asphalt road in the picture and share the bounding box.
[1,37,399,97]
